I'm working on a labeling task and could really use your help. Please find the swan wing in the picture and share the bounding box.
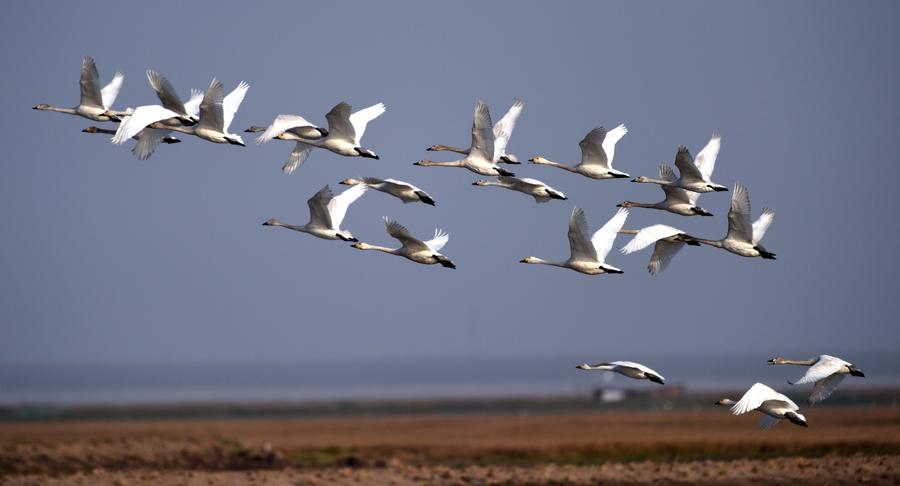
[282,141,313,175]
[600,124,627,169]
[730,382,779,416]
[673,146,705,182]
[146,70,188,116]
[384,217,430,252]
[348,102,386,145]
[326,183,368,230]
[79,56,105,109]
[325,102,355,143]
[424,228,449,252]
[568,207,598,262]
[198,79,225,133]
[659,166,698,205]
[791,357,845,386]
[111,105,180,144]
[610,361,664,381]
[591,207,628,263]
[492,98,524,159]
[222,81,249,133]
[621,224,683,254]
[183,89,203,118]
[726,183,753,243]
[578,127,610,169]
[132,128,170,160]
[758,415,781,430]
[694,133,721,181]
[100,71,124,111]
[256,114,318,144]
[808,373,846,404]
[470,101,495,161]
[752,208,775,245]
[306,185,335,229]
[648,239,686,276]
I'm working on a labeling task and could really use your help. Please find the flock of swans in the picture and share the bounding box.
[35,57,865,429]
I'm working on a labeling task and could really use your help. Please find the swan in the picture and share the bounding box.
[339,177,436,206]
[576,361,665,384]
[632,134,728,193]
[520,207,628,275]
[112,78,249,147]
[619,225,700,275]
[245,111,332,174]
[716,382,808,429]
[351,217,455,268]
[427,98,524,164]
[33,56,129,122]
[415,101,515,177]
[768,355,865,404]
[472,176,567,203]
[528,125,629,180]
[618,165,712,216]
[687,182,777,259]
[82,126,182,160]
[261,184,368,242]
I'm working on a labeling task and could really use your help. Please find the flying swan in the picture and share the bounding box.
[576,361,665,384]
[261,184,368,242]
[716,382,808,429]
[632,134,727,193]
[472,176,567,203]
[351,217,455,268]
[427,98,524,164]
[520,207,628,275]
[768,355,865,404]
[529,124,630,180]
[340,177,436,206]
[33,56,128,122]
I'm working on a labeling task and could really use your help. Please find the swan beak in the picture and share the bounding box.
[316,127,329,136]
[615,203,623,207]
[527,158,535,163]
[261,221,271,226]
[519,258,528,263]
[713,187,729,192]
[630,179,638,182]
[426,146,435,151]
[413,161,422,166]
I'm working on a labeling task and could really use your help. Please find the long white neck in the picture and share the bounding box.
[773,358,817,366]
[531,157,577,173]
[432,144,469,155]
[359,244,396,254]
[582,364,614,371]
[37,105,78,115]
[634,177,671,185]
[525,257,569,268]
[167,124,197,135]
[85,127,117,135]
[273,222,310,234]
[622,201,660,209]
[479,180,510,188]
[689,237,723,248]
[418,159,465,168]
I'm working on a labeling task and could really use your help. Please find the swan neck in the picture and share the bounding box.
[361,244,395,253]
[623,201,656,209]
[419,159,464,167]
[41,105,78,115]
[690,237,721,247]
[436,144,469,154]
[776,358,817,366]
[534,158,575,172]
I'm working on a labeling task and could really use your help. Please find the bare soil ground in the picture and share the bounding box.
[1,406,898,485]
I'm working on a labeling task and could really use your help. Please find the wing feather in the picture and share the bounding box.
[600,124,627,169]
[198,79,225,132]
[256,114,318,144]
[282,142,313,175]
[752,208,775,245]
[348,102,386,145]
[470,101,495,161]
[591,207,628,263]
[726,183,753,243]
[424,228,449,252]
[384,217,430,252]
[694,133,721,181]
[492,98,523,160]
[146,70,187,116]
[620,224,684,254]
[100,71,124,110]
[79,56,104,109]
[326,183,368,229]
[578,127,609,168]
[568,207,597,261]
[222,81,249,133]
[111,105,180,144]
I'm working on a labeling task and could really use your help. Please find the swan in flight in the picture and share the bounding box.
[261,184,368,242]
[716,383,808,429]
[687,182,777,259]
[33,56,128,122]
[248,101,383,174]
[520,207,628,275]
[768,355,865,404]
[415,101,515,177]
[619,225,700,275]
[427,98,524,164]
[618,165,712,216]
[340,177,435,206]
[632,134,727,193]
[352,217,455,268]
[112,78,249,147]
[472,176,567,203]
[529,125,629,180]
[576,361,665,384]
[82,126,182,160]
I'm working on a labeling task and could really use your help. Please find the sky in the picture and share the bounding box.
[1,1,898,376]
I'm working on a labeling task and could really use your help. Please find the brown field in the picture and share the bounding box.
[1,406,899,485]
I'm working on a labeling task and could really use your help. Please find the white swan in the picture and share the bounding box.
[632,134,727,193]
[768,355,865,404]
[33,56,128,122]
[415,101,515,177]
[687,182,777,259]
[576,361,665,384]
[245,114,327,174]
[112,78,249,147]
[427,98,524,164]
[528,125,629,180]
[82,126,182,160]
[520,207,628,275]
[339,177,435,206]
[261,184,367,242]
[351,217,455,268]
[619,225,700,275]
[716,383,808,429]
[472,176,567,203]
[618,165,713,216]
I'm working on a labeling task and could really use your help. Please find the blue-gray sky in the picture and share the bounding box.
[1,1,899,372]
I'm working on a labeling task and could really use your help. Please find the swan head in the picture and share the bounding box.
[520,256,541,264]
[472,180,490,186]
[33,103,50,110]
[351,242,370,250]
[354,147,379,159]
[261,218,282,227]
[714,398,735,406]
[244,126,265,133]
[631,176,651,183]
[848,365,865,377]
[414,160,431,166]
[575,363,591,370]
[426,144,445,152]
[787,412,808,427]
[691,206,713,216]
[82,126,101,133]
[767,357,787,365]
[340,178,363,186]
[226,135,246,147]
[616,201,634,208]
[528,156,547,164]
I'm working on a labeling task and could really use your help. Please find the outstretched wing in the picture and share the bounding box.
[132,128,171,160]
[100,71,124,110]
[567,207,598,262]
[183,89,203,118]
[694,133,721,181]
[222,81,249,133]
[660,165,699,205]
[600,124,627,169]
[257,114,319,144]
[384,217,430,252]
[578,127,609,168]
[648,239,685,276]
[591,207,628,263]
[146,70,187,116]
[808,374,846,404]
[79,56,104,109]
[469,101,495,161]
[424,228,449,252]
[198,79,225,132]
[111,105,180,144]
[492,98,524,159]
[282,142,313,175]
[752,208,775,245]
[673,145,705,182]
[348,102,386,145]
[758,415,781,430]
[326,183,368,230]
[726,183,753,243]
[791,357,845,386]
[621,224,685,254]
[307,186,334,229]
[730,382,777,416]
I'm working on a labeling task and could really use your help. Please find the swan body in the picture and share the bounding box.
[632,134,727,193]
[619,165,712,216]
[340,177,435,206]
[689,182,776,259]
[352,217,455,268]
[768,355,865,404]
[576,361,665,384]
[246,114,328,174]
[520,207,628,275]
[262,184,367,241]
[416,101,515,177]
[427,98,524,164]
[308,102,385,157]
[716,383,808,429]
[33,56,128,122]
[529,124,629,180]
[619,225,700,275]
[472,176,567,203]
